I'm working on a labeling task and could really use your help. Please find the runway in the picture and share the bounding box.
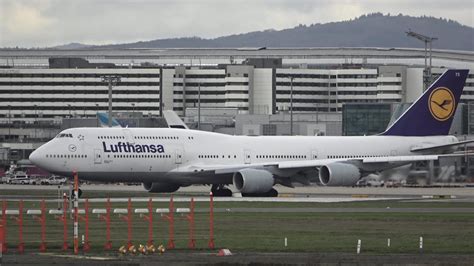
[2,183,474,196]
[2,183,474,203]
[211,207,474,213]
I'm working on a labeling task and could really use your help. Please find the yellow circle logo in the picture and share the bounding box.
[428,87,455,121]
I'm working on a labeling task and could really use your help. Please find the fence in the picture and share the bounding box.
[0,194,215,254]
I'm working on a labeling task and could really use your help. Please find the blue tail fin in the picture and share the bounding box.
[97,112,122,128]
[381,69,469,136]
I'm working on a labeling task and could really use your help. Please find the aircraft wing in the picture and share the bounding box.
[277,155,441,169]
[173,153,474,185]
[180,154,462,173]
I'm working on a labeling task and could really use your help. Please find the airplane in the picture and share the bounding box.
[97,112,122,128]
[29,69,471,197]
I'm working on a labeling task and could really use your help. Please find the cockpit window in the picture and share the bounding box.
[56,133,73,138]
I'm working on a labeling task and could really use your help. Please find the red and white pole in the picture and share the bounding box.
[17,200,24,253]
[62,195,68,251]
[126,198,133,249]
[146,198,153,247]
[1,201,7,253]
[166,196,175,249]
[39,200,47,252]
[187,197,196,249]
[73,171,79,254]
[83,199,90,252]
[103,198,112,250]
[208,192,215,249]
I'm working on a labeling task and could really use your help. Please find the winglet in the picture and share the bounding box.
[381,69,469,136]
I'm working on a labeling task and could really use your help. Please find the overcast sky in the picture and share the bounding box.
[1,0,473,48]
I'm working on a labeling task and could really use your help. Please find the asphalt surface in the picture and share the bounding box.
[2,183,474,196]
[2,251,474,265]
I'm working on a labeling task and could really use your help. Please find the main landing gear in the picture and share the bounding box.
[211,185,279,197]
[211,185,233,197]
[242,188,278,197]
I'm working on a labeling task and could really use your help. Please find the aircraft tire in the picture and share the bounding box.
[212,188,233,197]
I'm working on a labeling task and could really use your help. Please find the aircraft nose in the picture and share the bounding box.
[29,148,42,166]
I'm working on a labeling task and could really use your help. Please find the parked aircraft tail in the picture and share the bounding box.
[97,113,122,128]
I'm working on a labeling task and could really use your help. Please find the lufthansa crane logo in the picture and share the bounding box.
[68,144,77,152]
[428,87,455,121]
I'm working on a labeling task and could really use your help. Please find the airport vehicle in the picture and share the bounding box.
[40,175,67,185]
[7,172,31,185]
[29,70,471,196]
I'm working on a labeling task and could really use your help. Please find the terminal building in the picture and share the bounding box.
[0,47,473,180]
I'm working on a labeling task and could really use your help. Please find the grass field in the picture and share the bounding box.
[1,195,473,255]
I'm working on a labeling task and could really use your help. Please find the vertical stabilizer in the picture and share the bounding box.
[381,69,468,136]
[97,113,122,128]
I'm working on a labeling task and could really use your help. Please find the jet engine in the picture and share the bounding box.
[233,168,274,193]
[143,182,180,193]
[319,163,361,186]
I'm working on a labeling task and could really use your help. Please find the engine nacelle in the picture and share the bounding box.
[143,182,180,193]
[233,168,274,193]
[319,163,361,186]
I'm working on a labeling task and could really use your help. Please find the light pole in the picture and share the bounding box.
[101,75,121,127]
[8,105,11,140]
[131,103,136,127]
[406,30,437,90]
[289,76,294,136]
[95,103,99,127]
[198,83,201,130]
[34,104,37,140]
[67,104,72,129]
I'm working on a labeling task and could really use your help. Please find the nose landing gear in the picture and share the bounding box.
[211,184,233,197]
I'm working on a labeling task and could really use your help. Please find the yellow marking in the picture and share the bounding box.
[428,87,455,121]
[351,194,369,198]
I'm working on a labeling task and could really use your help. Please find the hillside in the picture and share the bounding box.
[68,13,474,51]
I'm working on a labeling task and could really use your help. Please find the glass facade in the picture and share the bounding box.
[342,104,392,136]
[467,103,474,135]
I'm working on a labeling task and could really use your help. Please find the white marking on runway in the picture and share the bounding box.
[83,196,405,203]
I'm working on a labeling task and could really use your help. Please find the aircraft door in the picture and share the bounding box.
[175,148,183,164]
[311,150,319,160]
[94,149,102,164]
[244,149,251,164]
[123,129,135,144]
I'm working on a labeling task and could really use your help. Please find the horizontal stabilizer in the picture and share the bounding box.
[411,139,474,152]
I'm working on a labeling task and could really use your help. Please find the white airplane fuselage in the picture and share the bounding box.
[29,127,457,185]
